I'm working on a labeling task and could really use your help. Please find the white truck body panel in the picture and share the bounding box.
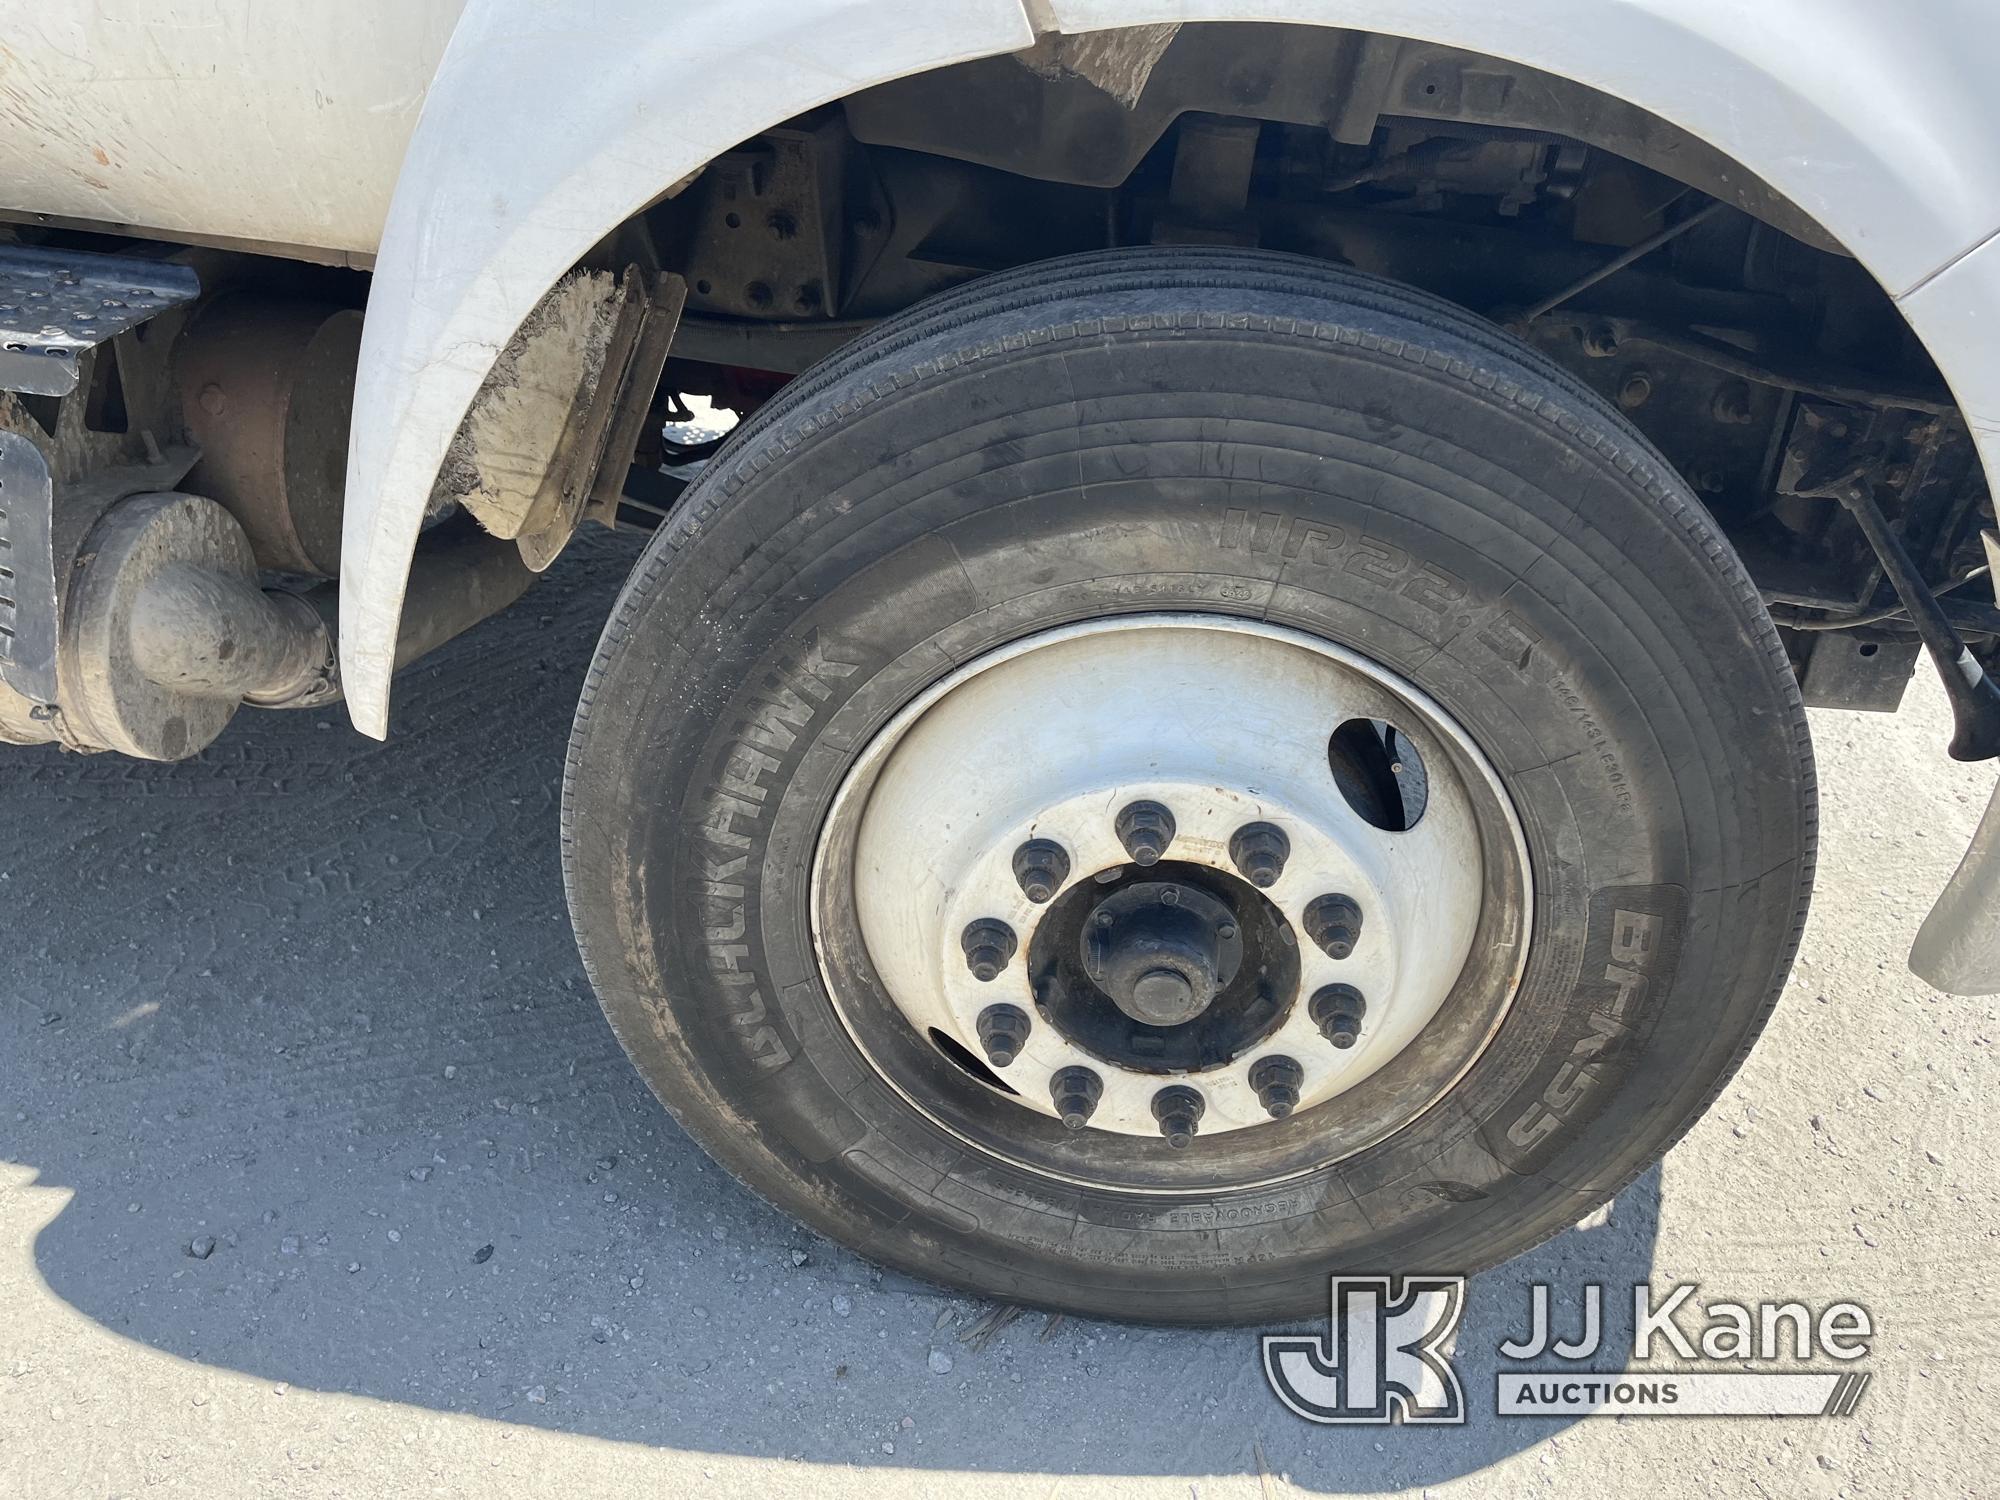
[1,2,1997,735]
[0,1,461,257]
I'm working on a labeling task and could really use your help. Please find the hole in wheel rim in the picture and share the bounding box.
[927,1028,1018,1095]
[1328,717,1429,831]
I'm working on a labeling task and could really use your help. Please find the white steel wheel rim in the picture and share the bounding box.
[811,614,1531,1180]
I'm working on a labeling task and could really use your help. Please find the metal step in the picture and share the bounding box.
[0,243,199,396]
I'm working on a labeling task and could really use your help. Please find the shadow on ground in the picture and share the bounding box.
[0,529,1657,1488]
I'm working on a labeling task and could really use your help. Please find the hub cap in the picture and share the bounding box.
[1086,876,1231,1026]
[812,615,1530,1171]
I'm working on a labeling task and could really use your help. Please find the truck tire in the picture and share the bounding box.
[562,248,1815,1324]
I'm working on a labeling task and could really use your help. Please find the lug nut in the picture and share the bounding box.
[1150,1084,1206,1148]
[975,1003,1032,1066]
[1115,800,1176,866]
[961,918,1018,981]
[1303,893,1364,959]
[1249,1055,1305,1118]
[1049,1066,1103,1129]
[1308,984,1368,1049]
[1012,838,1072,903]
[1229,821,1291,887]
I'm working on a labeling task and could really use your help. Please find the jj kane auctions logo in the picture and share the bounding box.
[1263,1277,1873,1423]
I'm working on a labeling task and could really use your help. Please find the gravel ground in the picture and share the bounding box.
[1,527,1995,1498]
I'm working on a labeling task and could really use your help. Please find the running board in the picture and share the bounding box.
[0,243,199,396]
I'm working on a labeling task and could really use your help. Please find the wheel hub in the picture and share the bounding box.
[1031,860,1295,1077]
[1083,877,1235,1026]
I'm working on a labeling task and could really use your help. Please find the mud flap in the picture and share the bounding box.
[1911,779,2000,995]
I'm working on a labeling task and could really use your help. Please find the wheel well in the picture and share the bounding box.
[637,22,1991,718]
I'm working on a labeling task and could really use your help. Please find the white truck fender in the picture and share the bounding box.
[339,0,2000,738]
[337,0,1039,736]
